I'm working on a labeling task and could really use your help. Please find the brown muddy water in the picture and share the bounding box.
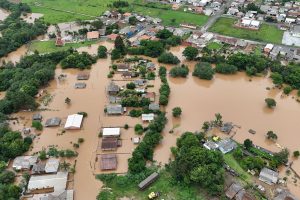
[21,13,44,24]
[0,8,10,21]
[7,44,300,198]
[0,45,28,66]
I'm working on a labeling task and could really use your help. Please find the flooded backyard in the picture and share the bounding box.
[3,43,300,198]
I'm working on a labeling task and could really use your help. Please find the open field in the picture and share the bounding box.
[127,4,209,27]
[209,17,284,44]
[206,41,223,50]
[98,170,206,200]
[22,0,130,23]
[29,40,98,53]
[22,0,209,26]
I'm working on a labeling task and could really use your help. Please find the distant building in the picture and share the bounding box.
[13,156,38,170]
[218,138,237,154]
[259,167,279,185]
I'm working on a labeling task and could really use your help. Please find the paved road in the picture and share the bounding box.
[201,0,234,32]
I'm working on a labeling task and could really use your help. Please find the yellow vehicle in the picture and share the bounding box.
[148,192,160,199]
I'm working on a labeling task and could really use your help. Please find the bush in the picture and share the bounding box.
[111,49,122,60]
[183,46,198,60]
[129,109,143,117]
[65,149,77,158]
[134,124,144,135]
[158,52,180,64]
[124,124,129,129]
[32,121,43,131]
[293,151,300,158]
[169,65,189,78]
[172,107,182,117]
[215,63,238,74]
[39,150,47,160]
[77,111,88,117]
[283,86,292,95]
[126,82,136,90]
[193,62,215,80]
[78,138,84,143]
[265,98,276,108]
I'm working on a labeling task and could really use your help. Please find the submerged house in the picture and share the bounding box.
[100,154,117,170]
[45,117,61,127]
[107,82,120,95]
[32,113,43,122]
[101,137,119,151]
[13,156,38,170]
[45,158,60,173]
[106,104,124,115]
[64,114,84,130]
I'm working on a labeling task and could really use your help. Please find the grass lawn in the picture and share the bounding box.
[97,170,206,200]
[209,17,283,44]
[29,40,98,54]
[22,0,132,24]
[127,4,209,27]
[223,153,252,183]
[207,42,223,50]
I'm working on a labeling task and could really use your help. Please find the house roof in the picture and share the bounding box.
[259,167,279,185]
[218,138,237,154]
[101,138,118,150]
[45,118,61,127]
[13,156,38,170]
[106,104,123,114]
[102,128,120,137]
[225,183,243,199]
[107,33,118,40]
[107,82,120,93]
[74,82,86,89]
[45,158,60,173]
[142,113,155,121]
[149,103,160,111]
[27,172,68,193]
[64,114,83,129]
[100,154,117,170]
[32,163,46,174]
[203,141,219,150]
[138,172,159,190]
[87,31,99,39]
[32,113,42,121]
[274,189,299,200]
[28,190,74,200]
[77,73,90,80]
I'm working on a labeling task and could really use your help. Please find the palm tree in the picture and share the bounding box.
[214,113,223,127]
[60,161,70,171]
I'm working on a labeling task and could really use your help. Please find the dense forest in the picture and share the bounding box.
[0,0,47,57]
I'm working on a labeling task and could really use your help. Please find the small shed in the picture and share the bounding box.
[259,167,279,185]
[74,82,86,89]
[64,114,83,130]
[142,113,154,122]
[101,138,119,150]
[45,117,61,127]
[32,113,42,122]
[100,154,117,170]
[106,104,124,115]
[102,128,120,137]
[45,158,60,173]
[138,172,159,190]
[77,73,90,80]
[13,156,38,170]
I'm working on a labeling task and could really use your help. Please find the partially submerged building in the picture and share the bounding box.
[77,73,90,80]
[32,113,42,122]
[100,154,117,170]
[45,117,61,127]
[64,114,84,130]
[106,104,124,115]
[138,172,159,190]
[45,158,60,173]
[74,82,86,89]
[218,138,237,154]
[107,82,120,95]
[259,167,279,185]
[102,128,121,137]
[142,113,155,122]
[220,122,234,134]
[12,156,38,170]
[101,137,119,151]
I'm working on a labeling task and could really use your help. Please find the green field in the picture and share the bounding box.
[209,17,283,44]
[22,0,209,26]
[29,40,98,54]
[97,170,206,200]
[206,42,223,50]
[22,0,127,24]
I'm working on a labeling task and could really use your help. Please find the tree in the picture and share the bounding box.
[126,82,136,89]
[158,52,180,64]
[97,45,107,58]
[265,98,276,108]
[134,124,143,135]
[183,46,199,60]
[129,16,138,25]
[243,139,253,150]
[215,63,238,74]
[270,72,283,86]
[169,65,189,77]
[172,107,182,117]
[266,131,278,141]
[193,62,215,80]
[65,97,71,104]
[159,95,169,106]
[91,19,103,29]
[32,121,43,131]
[111,49,122,60]
[273,148,289,166]
[214,113,223,127]
[140,40,164,58]
[114,36,126,55]
[293,150,300,158]
[156,29,173,39]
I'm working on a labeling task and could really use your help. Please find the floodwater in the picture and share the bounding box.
[0,8,10,21]
[7,44,300,198]
[0,45,28,66]
[153,46,300,197]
